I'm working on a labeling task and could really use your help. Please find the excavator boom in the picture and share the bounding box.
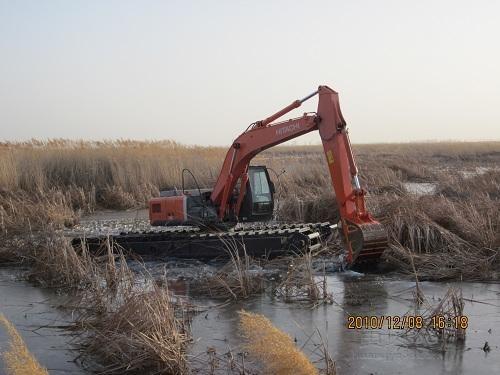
[210,85,387,265]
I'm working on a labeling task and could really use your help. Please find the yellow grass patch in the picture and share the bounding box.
[0,313,48,375]
[239,310,318,375]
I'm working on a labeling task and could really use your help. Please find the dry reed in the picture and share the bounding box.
[239,310,319,375]
[188,346,256,374]
[1,139,499,281]
[2,139,497,214]
[0,140,224,211]
[194,240,264,300]
[274,252,333,305]
[26,233,98,288]
[403,287,466,351]
[1,227,191,373]
[379,191,499,280]
[0,139,497,372]
[0,313,49,375]
[79,285,192,374]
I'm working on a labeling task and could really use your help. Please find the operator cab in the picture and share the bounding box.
[238,166,275,221]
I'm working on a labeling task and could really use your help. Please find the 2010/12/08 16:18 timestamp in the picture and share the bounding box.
[347,315,469,330]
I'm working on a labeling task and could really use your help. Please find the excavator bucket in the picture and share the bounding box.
[342,220,388,268]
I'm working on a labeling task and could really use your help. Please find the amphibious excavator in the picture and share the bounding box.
[140,85,387,266]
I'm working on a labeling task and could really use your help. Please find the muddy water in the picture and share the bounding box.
[187,272,500,375]
[0,268,87,374]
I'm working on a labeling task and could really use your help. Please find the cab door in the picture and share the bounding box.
[238,166,274,221]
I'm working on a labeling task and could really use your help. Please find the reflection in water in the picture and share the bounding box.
[441,342,464,374]
[3,261,492,374]
[341,275,389,308]
[188,273,500,375]
[335,274,390,374]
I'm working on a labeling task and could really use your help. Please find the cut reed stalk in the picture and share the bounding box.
[0,313,49,375]
[239,310,319,375]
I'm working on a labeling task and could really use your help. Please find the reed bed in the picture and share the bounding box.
[79,285,192,374]
[0,190,78,235]
[27,233,98,288]
[45,237,194,374]
[1,139,499,281]
[385,244,496,281]
[0,140,224,210]
[377,189,499,280]
[1,139,497,212]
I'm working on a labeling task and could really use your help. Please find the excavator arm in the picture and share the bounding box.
[210,85,387,265]
[210,114,319,217]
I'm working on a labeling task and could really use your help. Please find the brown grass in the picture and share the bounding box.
[26,233,98,288]
[1,139,497,212]
[1,139,499,281]
[79,285,192,374]
[0,139,498,372]
[239,310,319,375]
[274,252,333,305]
[0,313,48,375]
[1,227,191,373]
[0,190,77,235]
[194,240,264,300]
[377,189,499,280]
[0,139,224,211]
[403,286,466,351]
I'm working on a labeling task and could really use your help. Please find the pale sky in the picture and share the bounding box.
[1,0,499,146]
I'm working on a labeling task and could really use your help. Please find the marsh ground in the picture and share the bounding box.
[2,264,499,375]
[0,140,499,374]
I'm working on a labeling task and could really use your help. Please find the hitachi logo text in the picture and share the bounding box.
[276,122,300,136]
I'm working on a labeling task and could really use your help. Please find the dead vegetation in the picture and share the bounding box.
[27,234,99,288]
[273,252,333,305]
[193,241,265,300]
[78,285,193,374]
[401,255,467,350]
[0,224,193,373]
[1,139,498,213]
[188,346,256,375]
[1,139,499,282]
[239,310,320,375]
[0,190,78,235]
[402,286,467,351]
[0,139,224,211]
[57,239,194,374]
[64,239,193,373]
[378,189,499,280]
[0,140,498,372]
[0,313,49,375]
[193,241,335,304]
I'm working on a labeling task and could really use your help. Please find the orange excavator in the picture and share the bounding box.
[148,85,387,266]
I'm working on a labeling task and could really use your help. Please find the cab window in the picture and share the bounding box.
[251,169,271,203]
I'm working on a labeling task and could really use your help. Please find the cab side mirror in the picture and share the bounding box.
[269,181,276,194]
